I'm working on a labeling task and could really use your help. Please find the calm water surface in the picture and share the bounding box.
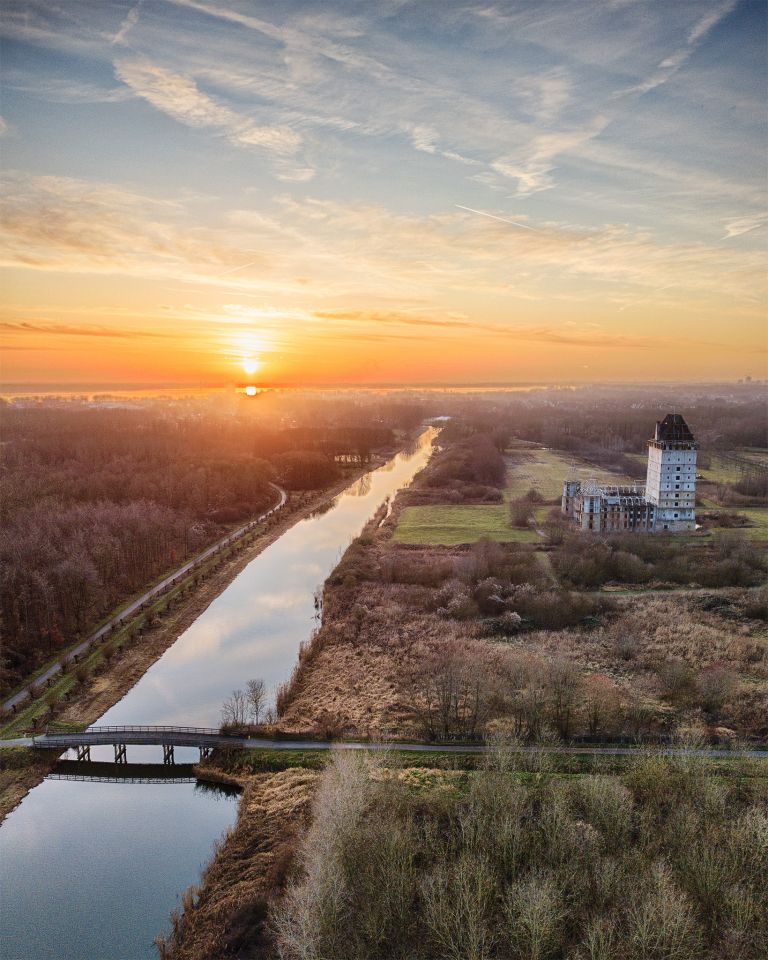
[0,429,436,960]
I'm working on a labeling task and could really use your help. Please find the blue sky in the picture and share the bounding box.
[1,0,766,383]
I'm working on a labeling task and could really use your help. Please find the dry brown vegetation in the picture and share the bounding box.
[550,531,765,589]
[273,420,767,743]
[157,765,319,960]
[399,430,507,506]
[276,528,767,742]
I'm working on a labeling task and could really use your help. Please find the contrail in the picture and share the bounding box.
[218,260,259,276]
[455,204,537,230]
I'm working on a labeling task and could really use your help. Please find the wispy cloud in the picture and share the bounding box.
[491,114,611,195]
[721,214,768,240]
[0,320,173,339]
[0,171,277,286]
[114,60,301,155]
[112,2,142,46]
[4,171,763,316]
[4,71,133,104]
[619,0,738,97]
[311,308,735,352]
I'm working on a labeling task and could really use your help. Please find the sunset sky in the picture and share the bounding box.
[1,0,766,385]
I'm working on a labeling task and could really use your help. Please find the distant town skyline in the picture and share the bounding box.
[1,0,766,385]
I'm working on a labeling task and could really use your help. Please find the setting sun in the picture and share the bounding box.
[0,0,764,387]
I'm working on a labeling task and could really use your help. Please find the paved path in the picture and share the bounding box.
[0,485,287,714]
[2,728,764,760]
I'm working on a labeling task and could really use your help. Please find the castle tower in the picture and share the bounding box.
[645,414,697,531]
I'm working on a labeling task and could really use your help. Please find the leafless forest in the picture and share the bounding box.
[0,394,420,693]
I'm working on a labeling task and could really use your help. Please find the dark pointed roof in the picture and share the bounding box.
[654,414,695,444]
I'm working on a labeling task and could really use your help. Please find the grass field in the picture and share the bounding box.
[741,449,768,467]
[505,447,635,501]
[393,445,768,546]
[393,504,540,545]
[699,455,746,484]
[393,447,636,546]
[710,506,768,541]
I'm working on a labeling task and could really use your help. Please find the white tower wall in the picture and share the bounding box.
[645,417,697,531]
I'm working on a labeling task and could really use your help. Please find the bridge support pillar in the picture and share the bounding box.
[163,744,175,765]
[114,743,127,764]
[199,746,212,761]
[76,744,90,762]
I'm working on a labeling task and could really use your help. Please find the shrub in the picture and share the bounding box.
[624,865,701,960]
[422,856,497,960]
[696,667,737,719]
[502,875,566,960]
[742,586,768,621]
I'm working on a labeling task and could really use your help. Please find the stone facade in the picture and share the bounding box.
[561,414,697,533]
[645,414,698,531]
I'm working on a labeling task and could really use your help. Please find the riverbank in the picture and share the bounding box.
[157,762,319,960]
[0,461,376,824]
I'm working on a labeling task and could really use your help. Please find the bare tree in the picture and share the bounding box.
[546,658,581,740]
[246,678,267,725]
[403,640,496,740]
[221,688,249,727]
[509,498,532,529]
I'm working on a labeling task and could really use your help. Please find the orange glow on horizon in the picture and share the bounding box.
[0,2,764,387]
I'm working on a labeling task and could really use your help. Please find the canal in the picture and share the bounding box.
[0,428,437,960]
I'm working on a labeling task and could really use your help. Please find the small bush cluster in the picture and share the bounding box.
[552,532,765,589]
[430,580,612,632]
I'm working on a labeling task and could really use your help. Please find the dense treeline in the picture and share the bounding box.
[0,408,277,691]
[405,431,506,505]
[500,394,767,455]
[442,391,767,480]
[0,402,404,693]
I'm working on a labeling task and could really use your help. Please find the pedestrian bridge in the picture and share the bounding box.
[34,725,232,764]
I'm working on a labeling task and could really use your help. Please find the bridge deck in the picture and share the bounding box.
[36,726,227,749]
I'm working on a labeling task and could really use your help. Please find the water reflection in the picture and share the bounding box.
[194,779,242,801]
[348,472,372,497]
[0,427,437,960]
[95,426,436,728]
[0,779,238,960]
[51,759,199,783]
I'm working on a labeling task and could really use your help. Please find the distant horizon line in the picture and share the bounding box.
[0,377,762,393]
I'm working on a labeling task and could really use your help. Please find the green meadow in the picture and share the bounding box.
[392,504,540,545]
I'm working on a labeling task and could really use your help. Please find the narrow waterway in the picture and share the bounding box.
[0,429,436,960]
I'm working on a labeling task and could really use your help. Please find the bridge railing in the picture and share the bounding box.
[83,725,222,736]
[41,724,223,738]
